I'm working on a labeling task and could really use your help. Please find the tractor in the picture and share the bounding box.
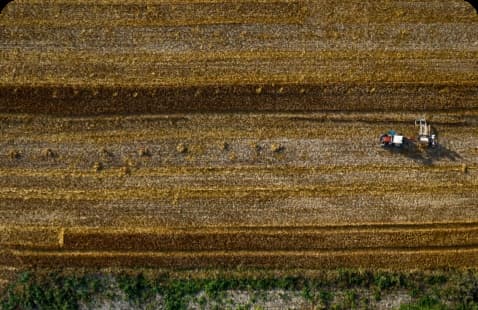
[379,130,406,147]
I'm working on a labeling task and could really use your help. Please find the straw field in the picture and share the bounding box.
[1,112,477,271]
[1,0,478,115]
[0,0,477,278]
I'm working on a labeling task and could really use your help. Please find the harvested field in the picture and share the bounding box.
[0,112,477,269]
[1,0,478,115]
[0,0,478,274]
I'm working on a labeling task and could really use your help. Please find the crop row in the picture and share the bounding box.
[61,225,478,252]
[0,251,18,266]
[3,23,477,54]
[1,84,477,116]
[0,226,61,248]
[2,1,305,26]
[1,182,476,201]
[1,116,473,143]
[0,167,473,190]
[0,110,472,131]
[2,192,476,228]
[10,248,478,269]
[2,223,478,252]
[3,55,477,86]
[3,0,475,26]
[0,164,473,178]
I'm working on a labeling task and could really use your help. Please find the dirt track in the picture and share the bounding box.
[0,0,478,279]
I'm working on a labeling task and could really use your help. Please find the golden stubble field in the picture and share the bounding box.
[0,0,478,287]
[0,112,477,276]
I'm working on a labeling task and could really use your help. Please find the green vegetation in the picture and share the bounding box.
[2,269,478,310]
[117,273,158,304]
[0,271,105,310]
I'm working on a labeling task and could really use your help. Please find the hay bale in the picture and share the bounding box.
[221,142,230,151]
[44,148,55,158]
[100,148,113,158]
[138,147,151,157]
[120,166,131,176]
[176,143,187,154]
[93,161,103,172]
[228,152,237,161]
[271,143,284,153]
[8,150,21,159]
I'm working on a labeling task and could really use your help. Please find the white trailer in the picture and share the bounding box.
[415,119,437,147]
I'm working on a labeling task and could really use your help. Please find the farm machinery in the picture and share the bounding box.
[379,130,406,147]
[415,118,437,147]
[380,119,437,148]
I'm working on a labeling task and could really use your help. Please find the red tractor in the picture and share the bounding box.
[380,130,407,147]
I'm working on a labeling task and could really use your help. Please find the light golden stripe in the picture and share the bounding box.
[0,164,475,178]
[0,182,475,201]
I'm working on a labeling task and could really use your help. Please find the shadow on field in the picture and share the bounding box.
[382,143,461,165]
[384,126,462,165]
[381,127,461,165]
[407,143,461,165]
